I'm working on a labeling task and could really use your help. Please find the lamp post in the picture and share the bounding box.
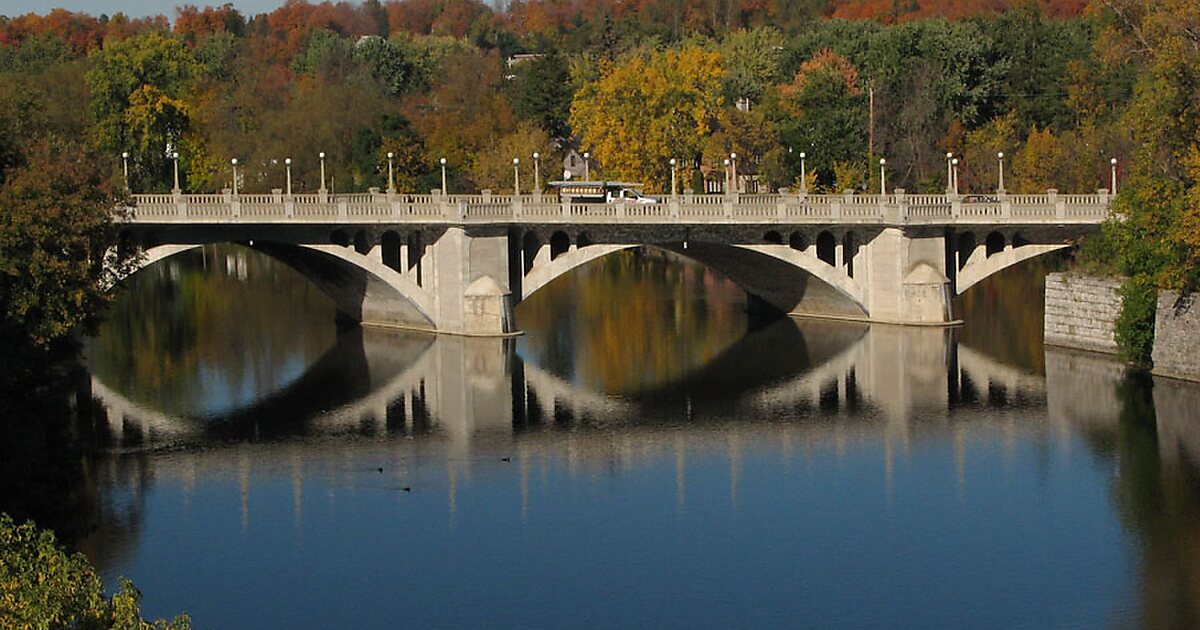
[946,152,954,194]
[1110,158,1118,195]
[723,158,731,194]
[121,152,129,189]
[285,158,292,196]
[171,152,180,193]
[951,158,960,196]
[231,158,239,196]
[669,158,677,196]
[513,157,520,195]
[799,151,807,193]
[582,152,590,180]
[729,152,737,193]
[533,152,540,194]
[386,152,395,193]
[997,152,1005,194]
[440,158,447,195]
[318,152,327,193]
[879,158,887,195]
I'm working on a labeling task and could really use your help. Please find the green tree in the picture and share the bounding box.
[0,137,138,347]
[508,52,573,139]
[719,26,783,106]
[0,514,190,629]
[86,33,198,192]
[777,49,867,190]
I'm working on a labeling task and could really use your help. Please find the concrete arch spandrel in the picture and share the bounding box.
[518,240,868,319]
[136,243,437,330]
[956,243,1071,295]
[662,242,868,318]
[521,244,634,301]
[257,243,436,331]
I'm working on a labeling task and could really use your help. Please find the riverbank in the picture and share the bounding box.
[1043,272,1200,382]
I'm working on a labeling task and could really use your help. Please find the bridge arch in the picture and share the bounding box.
[956,240,1072,295]
[519,239,868,318]
[136,242,436,331]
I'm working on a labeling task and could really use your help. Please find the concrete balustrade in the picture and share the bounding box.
[123,191,1112,226]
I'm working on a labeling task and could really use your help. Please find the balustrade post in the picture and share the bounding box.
[831,195,842,220]
[951,195,961,219]
[338,196,348,220]
[1000,194,1012,219]
[1049,188,1064,219]
[723,197,733,220]
[617,201,627,219]
[512,195,522,219]
[561,198,571,219]
[891,188,906,223]
[176,192,187,219]
[670,198,681,220]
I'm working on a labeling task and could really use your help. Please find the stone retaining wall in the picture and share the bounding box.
[1044,273,1123,354]
[1152,291,1200,382]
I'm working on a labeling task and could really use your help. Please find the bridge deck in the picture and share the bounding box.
[123,192,1111,225]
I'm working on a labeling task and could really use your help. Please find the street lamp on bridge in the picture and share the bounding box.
[386,152,395,194]
[513,157,520,195]
[285,158,292,196]
[729,152,738,194]
[951,157,960,196]
[230,158,239,196]
[997,152,1006,194]
[171,152,180,194]
[799,152,807,193]
[669,158,677,196]
[582,152,590,180]
[440,157,448,195]
[533,152,540,194]
[879,158,887,195]
[318,152,327,194]
[121,152,129,189]
[1111,158,1118,195]
[723,158,731,194]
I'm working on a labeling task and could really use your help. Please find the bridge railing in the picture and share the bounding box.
[124,190,1112,225]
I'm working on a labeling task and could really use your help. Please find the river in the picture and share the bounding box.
[28,244,1200,627]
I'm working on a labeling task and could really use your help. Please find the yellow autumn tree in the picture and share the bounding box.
[569,48,724,192]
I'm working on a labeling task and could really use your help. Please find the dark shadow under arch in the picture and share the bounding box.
[957,232,977,270]
[381,231,402,272]
[986,232,1005,257]
[816,231,836,266]
[789,231,808,252]
[550,231,570,261]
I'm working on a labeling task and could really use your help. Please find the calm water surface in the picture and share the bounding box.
[78,245,1200,629]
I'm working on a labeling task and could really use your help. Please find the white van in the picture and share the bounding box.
[550,181,659,204]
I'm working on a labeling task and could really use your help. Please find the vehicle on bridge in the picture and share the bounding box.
[549,181,659,204]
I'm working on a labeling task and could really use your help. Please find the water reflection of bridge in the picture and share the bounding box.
[92,319,1059,540]
[94,320,1050,446]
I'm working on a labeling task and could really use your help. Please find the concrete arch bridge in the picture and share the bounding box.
[119,191,1110,334]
